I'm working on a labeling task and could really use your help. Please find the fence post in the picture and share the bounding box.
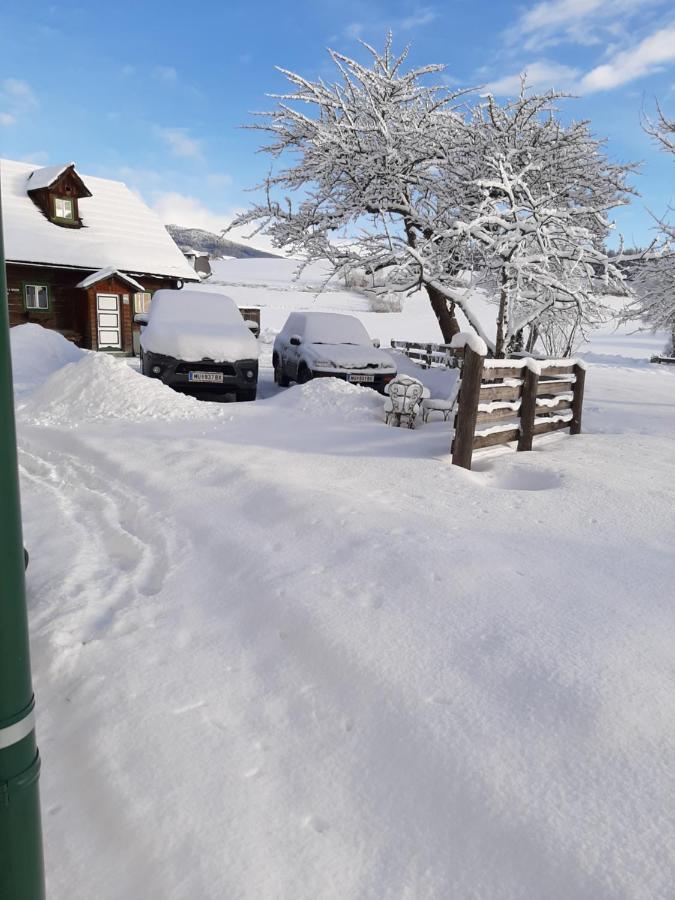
[517,363,539,451]
[570,362,585,435]
[451,345,485,470]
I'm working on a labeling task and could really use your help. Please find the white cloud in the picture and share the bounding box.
[399,7,437,30]
[0,78,38,126]
[507,0,666,50]
[153,191,279,254]
[484,60,581,96]
[345,6,438,41]
[580,25,675,91]
[154,65,177,82]
[156,127,203,159]
[206,172,233,188]
[3,78,38,106]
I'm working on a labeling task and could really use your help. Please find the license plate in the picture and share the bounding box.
[348,374,375,383]
[188,371,224,383]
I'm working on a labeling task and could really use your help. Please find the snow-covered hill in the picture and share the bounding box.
[166,224,279,260]
[10,272,675,898]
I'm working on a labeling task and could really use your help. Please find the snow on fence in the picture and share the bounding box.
[389,340,459,369]
[450,335,586,470]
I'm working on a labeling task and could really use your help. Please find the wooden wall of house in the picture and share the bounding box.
[6,263,89,339]
[7,266,193,351]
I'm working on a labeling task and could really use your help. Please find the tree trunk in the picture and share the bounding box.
[526,324,539,353]
[495,268,508,358]
[425,283,460,343]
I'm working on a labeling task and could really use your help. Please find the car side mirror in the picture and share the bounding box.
[372,338,381,348]
[289,335,302,346]
[244,319,260,336]
[134,313,149,325]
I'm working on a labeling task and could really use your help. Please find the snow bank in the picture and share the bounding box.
[10,324,85,398]
[18,353,217,426]
[269,377,383,422]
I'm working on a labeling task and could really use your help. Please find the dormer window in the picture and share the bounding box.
[26,162,92,229]
[53,196,75,221]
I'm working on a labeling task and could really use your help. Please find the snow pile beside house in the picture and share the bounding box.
[10,324,85,399]
[18,352,218,426]
[270,376,384,422]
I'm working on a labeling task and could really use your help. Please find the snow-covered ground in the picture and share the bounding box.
[11,261,675,899]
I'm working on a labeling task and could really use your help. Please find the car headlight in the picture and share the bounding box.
[151,365,162,375]
[246,370,255,379]
[313,360,335,368]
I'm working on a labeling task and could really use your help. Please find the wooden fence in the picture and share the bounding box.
[451,343,586,470]
[390,340,459,369]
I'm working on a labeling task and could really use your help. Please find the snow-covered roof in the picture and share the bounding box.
[25,162,89,193]
[1,158,198,281]
[76,267,146,291]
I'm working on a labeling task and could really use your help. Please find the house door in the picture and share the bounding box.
[96,294,122,349]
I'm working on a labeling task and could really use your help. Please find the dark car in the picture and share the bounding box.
[139,289,259,401]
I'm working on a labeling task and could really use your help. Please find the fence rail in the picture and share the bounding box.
[390,340,459,369]
[451,341,585,470]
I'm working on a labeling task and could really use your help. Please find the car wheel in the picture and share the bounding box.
[275,360,290,387]
[236,388,257,402]
[297,363,312,384]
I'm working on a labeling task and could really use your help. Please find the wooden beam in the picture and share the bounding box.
[536,380,575,397]
[570,363,585,435]
[479,384,522,403]
[475,407,521,425]
[518,366,540,452]
[473,427,520,449]
[535,398,572,413]
[533,417,572,436]
[539,363,576,378]
[452,346,485,470]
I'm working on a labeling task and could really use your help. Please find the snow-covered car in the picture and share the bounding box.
[139,289,259,401]
[273,312,397,392]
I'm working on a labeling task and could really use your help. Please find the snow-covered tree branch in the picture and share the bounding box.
[623,104,675,355]
[233,38,635,355]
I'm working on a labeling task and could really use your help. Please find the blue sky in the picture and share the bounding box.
[1,0,675,248]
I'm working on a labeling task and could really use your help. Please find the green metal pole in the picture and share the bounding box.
[0,177,46,898]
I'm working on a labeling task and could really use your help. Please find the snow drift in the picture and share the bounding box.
[10,323,85,398]
[18,352,218,426]
[269,377,384,422]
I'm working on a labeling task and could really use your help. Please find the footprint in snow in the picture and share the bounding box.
[304,815,329,834]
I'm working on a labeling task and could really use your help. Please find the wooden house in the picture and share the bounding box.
[1,159,199,353]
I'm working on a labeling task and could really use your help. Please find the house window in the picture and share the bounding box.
[24,284,50,310]
[53,196,75,220]
[134,292,152,314]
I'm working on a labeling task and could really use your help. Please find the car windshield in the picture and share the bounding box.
[302,314,371,346]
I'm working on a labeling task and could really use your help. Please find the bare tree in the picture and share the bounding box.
[232,37,482,342]
[624,105,675,354]
[235,40,635,355]
[448,88,635,355]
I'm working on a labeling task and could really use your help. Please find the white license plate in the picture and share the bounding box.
[188,372,224,383]
[348,374,375,383]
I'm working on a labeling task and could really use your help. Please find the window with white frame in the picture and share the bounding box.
[24,284,49,310]
[53,196,75,220]
[134,292,152,314]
